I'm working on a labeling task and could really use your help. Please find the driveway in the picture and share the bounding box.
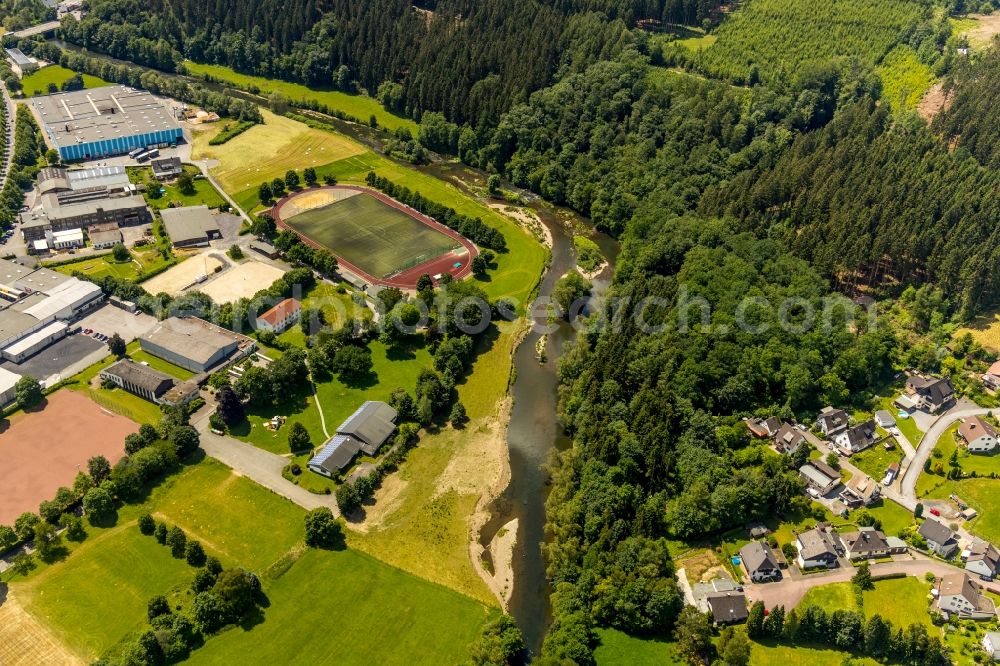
[744,556,981,610]
[190,406,340,515]
[899,401,992,502]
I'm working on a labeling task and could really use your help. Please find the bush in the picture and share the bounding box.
[304,507,344,549]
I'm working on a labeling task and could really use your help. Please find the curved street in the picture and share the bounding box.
[899,402,993,502]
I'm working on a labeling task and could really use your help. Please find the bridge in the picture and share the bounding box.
[5,20,61,40]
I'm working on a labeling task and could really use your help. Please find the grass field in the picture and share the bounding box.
[594,629,683,665]
[855,499,916,537]
[11,459,488,663]
[130,165,226,210]
[19,65,108,97]
[65,354,165,425]
[927,477,1000,544]
[954,309,1000,352]
[799,581,859,611]
[283,190,461,279]
[192,109,366,193]
[183,61,418,133]
[798,577,933,629]
[876,45,936,111]
[50,247,171,282]
[750,642,880,666]
[876,395,923,444]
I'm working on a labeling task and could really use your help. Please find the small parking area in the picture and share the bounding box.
[0,333,104,380]
[78,304,158,343]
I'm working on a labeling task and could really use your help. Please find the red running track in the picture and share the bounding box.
[271,185,478,290]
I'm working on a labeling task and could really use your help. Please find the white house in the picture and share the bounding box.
[796,526,842,569]
[959,416,998,454]
[983,632,1000,661]
[965,541,1000,580]
[816,406,849,436]
[254,298,301,334]
[937,573,996,620]
[919,518,959,558]
[834,420,877,453]
[739,541,781,583]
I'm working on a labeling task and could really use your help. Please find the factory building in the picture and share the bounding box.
[139,317,255,373]
[5,48,39,78]
[31,86,183,161]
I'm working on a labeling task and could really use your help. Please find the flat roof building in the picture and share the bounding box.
[100,358,198,406]
[32,86,183,161]
[160,206,222,248]
[5,48,38,78]
[21,191,150,243]
[2,320,68,363]
[0,366,21,405]
[140,316,254,372]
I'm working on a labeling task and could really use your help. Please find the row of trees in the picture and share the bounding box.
[0,105,45,229]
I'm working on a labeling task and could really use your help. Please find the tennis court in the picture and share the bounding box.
[280,189,462,280]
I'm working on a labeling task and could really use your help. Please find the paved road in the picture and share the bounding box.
[899,402,992,502]
[190,407,340,515]
[6,20,61,39]
[743,556,1000,610]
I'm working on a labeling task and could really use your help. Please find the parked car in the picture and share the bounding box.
[83,328,92,334]
[930,508,941,517]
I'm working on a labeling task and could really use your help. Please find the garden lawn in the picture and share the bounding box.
[19,65,108,96]
[49,248,170,282]
[183,61,418,133]
[927,478,1000,544]
[750,641,880,666]
[856,499,916,537]
[876,396,924,444]
[799,582,858,612]
[594,629,683,665]
[860,577,933,629]
[850,444,903,483]
[188,548,487,666]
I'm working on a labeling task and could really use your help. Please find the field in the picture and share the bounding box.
[798,577,933,629]
[877,46,936,111]
[0,595,83,666]
[141,252,224,296]
[0,391,135,524]
[10,460,488,663]
[927,477,1000,544]
[278,187,463,280]
[954,309,1000,352]
[19,64,108,97]
[191,109,365,193]
[50,247,172,281]
[183,61,418,133]
[198,260,286,303]
[696,0,927,83]
[594,629,682,665]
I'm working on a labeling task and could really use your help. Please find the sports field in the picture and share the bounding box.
[277,186,467,283]
[0,391,134,524]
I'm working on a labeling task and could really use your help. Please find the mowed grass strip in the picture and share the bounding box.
[284,192,460,279]
[183,61,418,133]
[19,65,108,96]
[193,109,365,192]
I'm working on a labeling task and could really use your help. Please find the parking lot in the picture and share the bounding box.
[0,333,104,382]
[77,304,157,343]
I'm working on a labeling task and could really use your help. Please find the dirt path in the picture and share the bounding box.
[961,14,1000,49]
[917,82,951,123]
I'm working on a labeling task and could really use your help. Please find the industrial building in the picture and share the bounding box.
[0,259,104,362]
[308,401,398,477]
[5,48,39,78]
[139,316,255,373]
[0,366,21,405]
[99,358,199,406]
[32,86,183,161]
[160,206,222,248]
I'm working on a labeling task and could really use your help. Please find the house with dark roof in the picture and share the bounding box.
[960,416,998,454]
[937,573,996,620]
[966,541,1000,580]
[739,542,781,583]
[841,473,880,507]
[307,401,398,477]
[841,527,891,561]
[816,407,849,436]
[773,422,806,454]
[706,593,748,625]
[99,358,197,406]
[834,420,877,453]
[905,375,955,413]
[799,463,840,495]
[151,157,183,180]
[919,518,958,558]
[796,526,843,569]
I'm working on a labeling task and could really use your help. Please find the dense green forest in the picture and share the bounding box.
[0,0,52,32]
[59,0,723,125]
[934,46,1000,169]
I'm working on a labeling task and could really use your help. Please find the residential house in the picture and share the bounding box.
[905,375,956,413]
[983,632,1000,661]
[773,422,806,454]
[965,541,1000,580]
[254,298,301,335]
[706,593,748,625]
[151,157,183,180]
[919,519,959,558]
[982,361,1000,391]
[799,463,840,495]
[796,526,843,569]
[875,409,896,428]
[747,523,770,539]
[936,573,997,620]
[817,407,850,436]
[841,473,880,507]
[841,527,891,561]
[834,420,877,453]
[746,416,782,439]
[739,542,781,583]
[959,416,998,454]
